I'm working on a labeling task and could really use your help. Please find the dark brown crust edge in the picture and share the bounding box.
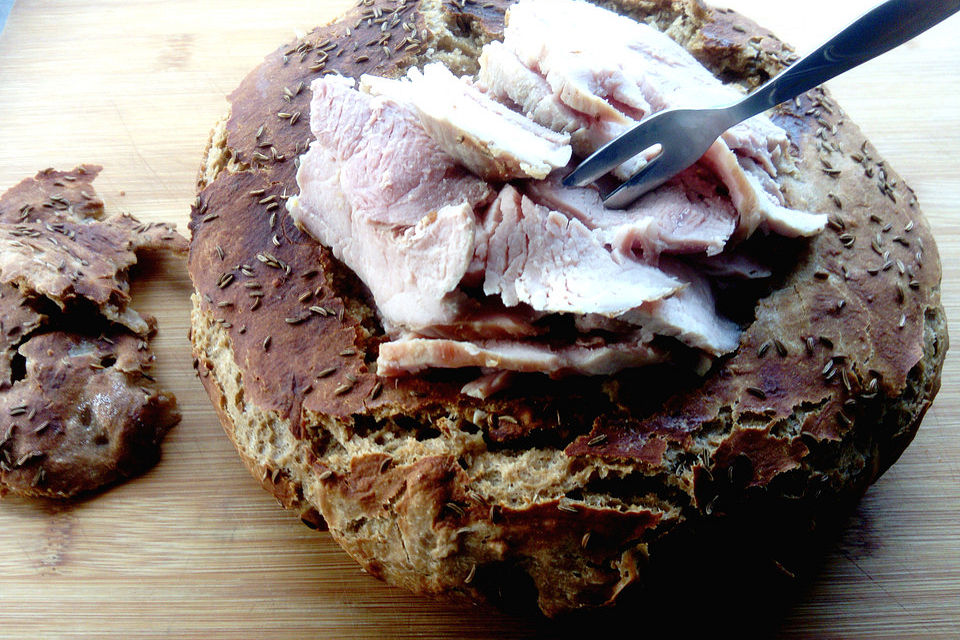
[188,0,947,616]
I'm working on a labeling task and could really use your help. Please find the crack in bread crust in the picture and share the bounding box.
[188,0,947,616]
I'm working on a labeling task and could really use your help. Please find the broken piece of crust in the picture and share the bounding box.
[0,166,183,499]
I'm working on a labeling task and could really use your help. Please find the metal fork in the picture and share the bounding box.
[564,0,960,209]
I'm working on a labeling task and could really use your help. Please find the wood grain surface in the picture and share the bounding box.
[0,1,958,637]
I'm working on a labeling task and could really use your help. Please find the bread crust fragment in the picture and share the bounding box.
[189,0,946,616]
[0,166,184,499]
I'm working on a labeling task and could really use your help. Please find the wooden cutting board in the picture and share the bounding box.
[0,1,958,637]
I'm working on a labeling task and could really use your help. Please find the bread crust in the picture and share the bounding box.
[0,166,184,499]
[188,0,946,615]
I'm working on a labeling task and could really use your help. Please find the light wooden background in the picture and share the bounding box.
[0,1,957,637]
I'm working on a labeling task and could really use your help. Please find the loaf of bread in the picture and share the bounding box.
[188,0,946,616]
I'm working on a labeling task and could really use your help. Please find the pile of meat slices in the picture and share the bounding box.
[288,0,826,397]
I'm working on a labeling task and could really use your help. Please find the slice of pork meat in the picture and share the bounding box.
[620,259,741,356]
[460,370,516,400]
[523,165,737,260]
[692,251,772,281]
[699,143,827,239]
[411,305,547,341]
[479,185,681,315]
[307,75,493,228]
[739,157,828,237]
[477,41,581,136]
[292,76,511,332]
[377,336,666,378]
[291,145,475,331]
[488,0,826,240]
[477,41,636,169]
[361,63,571,181]
[502,0,783,159]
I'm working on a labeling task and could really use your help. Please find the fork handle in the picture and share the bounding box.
[734,0,960,120]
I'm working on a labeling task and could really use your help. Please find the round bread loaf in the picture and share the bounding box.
[188,0,946,616]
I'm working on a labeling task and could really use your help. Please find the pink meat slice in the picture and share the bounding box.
[291,76,497,331]
[479,185,681,314]
[477,41,581,135]
[412,306,547,341]
[377,336,666,378]
[477,41,632,165]
[502,0,777,153]
[522,166,737,260]
[292,146,475,331]
[620,259,741,356]
[489,0,826,239]
[361,63,571,180]
[460,370,516,400]
[307,75,493,228]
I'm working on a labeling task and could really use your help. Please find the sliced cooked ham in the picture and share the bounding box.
[307,75,493,228]
[291,147,476,331]
[488,0,826,240]
[461,370,516,400]
[291,76,493,331]
[620,260,741,356]
[361,63,571,181]
[523,166,737,260]
[377,336,666,378]
[480,185,681,314]
[477,41,582,136]
[477,41,635,168]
